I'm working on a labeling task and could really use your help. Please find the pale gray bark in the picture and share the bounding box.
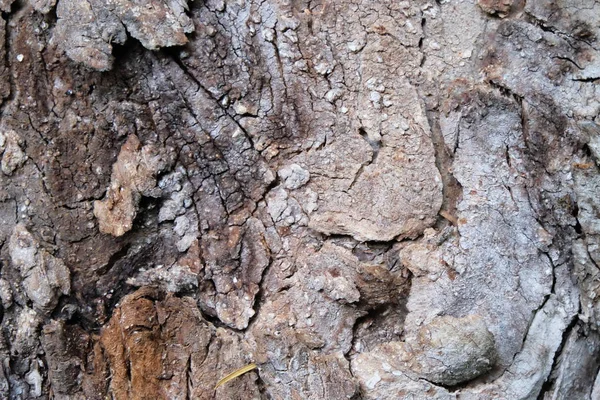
[0,0,599,398]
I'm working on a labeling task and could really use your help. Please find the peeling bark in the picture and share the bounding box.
[0,0,599,399]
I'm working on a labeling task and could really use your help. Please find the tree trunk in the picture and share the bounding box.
[0,0,599,398]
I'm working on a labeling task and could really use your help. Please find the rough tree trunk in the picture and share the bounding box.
[0,0,599,398]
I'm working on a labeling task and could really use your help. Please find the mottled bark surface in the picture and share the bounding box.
[0,0,599,398]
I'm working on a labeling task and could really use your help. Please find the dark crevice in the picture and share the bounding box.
[554,56,583,70]
[348,303,398,356]
[164,47,261,155]
[184,356,192,400]
[320,233,359,245]
[522,13,560,35]
[111,38,135,60]
[0,1,24,118]
[498,255,559,383]
[50,295,79,321]
[572,202,582,235]
[243,257,274,332]
[253,367,269,400]
[358,127,381,163]
[124,356,132,385]
[523,12,597,51]
[572,76,600,83]
[505,184,516,205]
[352,241,396,265]
[488,79,524,106]
[420,376,464,392]
[582,144,593,159]
[519,95,530,151]
[425,109,462,228]
[348,257,413,357]
[574,219,583,235]
[419,14,426,66]
[270,23,289,97]
[196,282,240,330]
[90,200,164,326]
[540,253,557,310]
[318,231,398,246]
[536,318,580,400]
[586,245,600,272]
[591,360,600,399]
[95,243,132,278]
[348,128,381,191]
[40,2,58,32]
[349,392,364,400]
[262,171,280,199]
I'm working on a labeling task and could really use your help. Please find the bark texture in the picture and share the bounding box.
[0,0,599,398]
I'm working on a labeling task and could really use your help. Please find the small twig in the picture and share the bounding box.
[215,363,258,389]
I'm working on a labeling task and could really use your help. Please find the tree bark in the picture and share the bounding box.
[0,0,599,398]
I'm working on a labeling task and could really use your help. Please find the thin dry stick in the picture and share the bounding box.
[215,363,258,389]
